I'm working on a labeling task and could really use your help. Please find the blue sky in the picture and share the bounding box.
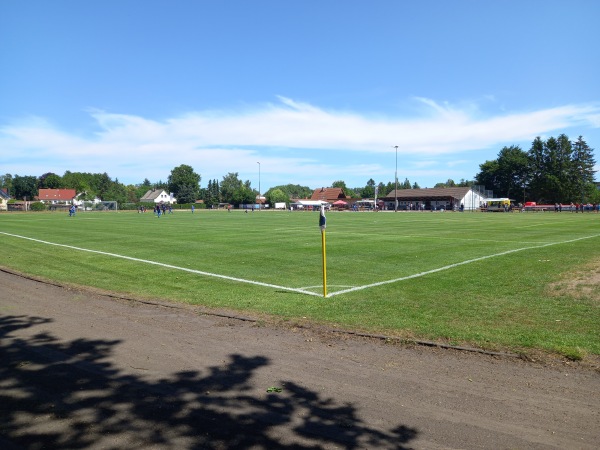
[1,0,599,193]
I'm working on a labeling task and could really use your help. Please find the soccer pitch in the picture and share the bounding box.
[1,209,599,357]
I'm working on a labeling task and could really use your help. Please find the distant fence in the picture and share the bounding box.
[523,204,599,212]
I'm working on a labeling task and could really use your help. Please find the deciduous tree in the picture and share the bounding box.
[220,172,254,206]
[168,164,201,204]
[38,172,63,189]
[476,146,529,199]
[269,184,312,199]
[265,188,289,206]
[360,179,376,199]
[331,180,349,192]
[12,175,38,200]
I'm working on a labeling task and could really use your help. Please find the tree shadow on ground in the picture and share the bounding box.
[0,314,418,449]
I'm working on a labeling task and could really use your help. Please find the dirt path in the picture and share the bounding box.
[1,270,598,449]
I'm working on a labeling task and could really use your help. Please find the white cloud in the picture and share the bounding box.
[586,113,600,128]
[446,159,471,168]
[1,97,599,187]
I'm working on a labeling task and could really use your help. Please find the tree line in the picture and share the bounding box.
[0,166,203,207]
[475,135,597,204]
[0,165,280,208]
[1,133,596,207]
[0,168,472,209]
[0,164,428,208]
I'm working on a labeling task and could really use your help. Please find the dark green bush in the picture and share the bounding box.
[29,202,47,211]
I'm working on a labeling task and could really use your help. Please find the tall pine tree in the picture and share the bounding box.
[528,134,596,203]
[570,136,597,203]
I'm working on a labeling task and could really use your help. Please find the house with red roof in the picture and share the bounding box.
[37,189,77,205]
[310,187,348,203]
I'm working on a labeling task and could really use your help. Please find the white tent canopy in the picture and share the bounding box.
[290,200,330,209]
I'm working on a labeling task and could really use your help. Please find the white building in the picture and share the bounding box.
[140,189,177,205]
[384,187,487,211]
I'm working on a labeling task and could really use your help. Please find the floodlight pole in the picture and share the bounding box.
[394,145,398,212]
[257,161,261,210]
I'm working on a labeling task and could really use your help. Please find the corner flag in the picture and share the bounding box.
[319,205,327,297]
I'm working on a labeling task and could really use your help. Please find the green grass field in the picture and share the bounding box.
[1,209,599,359]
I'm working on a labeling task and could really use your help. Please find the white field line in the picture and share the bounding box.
[516,221,575,229]
[3,231,599,298]
[400,234,541,244]
[326,233,600,297]
[0,232,322,297]
[300,285,355,290]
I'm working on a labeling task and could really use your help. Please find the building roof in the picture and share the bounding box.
[140,189,177,204]
[38,188,77,201]
[291,200,329,206]
[384,187,473,201]
[311,187,348,202]
[0,189,9,200]
[140,189,166,201]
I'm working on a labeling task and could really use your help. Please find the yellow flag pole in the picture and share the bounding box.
[319,204,327,298]
[321,228,327,298]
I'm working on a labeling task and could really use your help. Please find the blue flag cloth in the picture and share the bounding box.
[319,205,326,230]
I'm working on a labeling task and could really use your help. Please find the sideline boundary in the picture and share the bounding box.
[0,232,321,297]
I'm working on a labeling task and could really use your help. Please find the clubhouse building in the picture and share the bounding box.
[290,186,489,212]
[382,187,488,211]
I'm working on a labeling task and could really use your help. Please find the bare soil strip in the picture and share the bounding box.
[1,270,598,449]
